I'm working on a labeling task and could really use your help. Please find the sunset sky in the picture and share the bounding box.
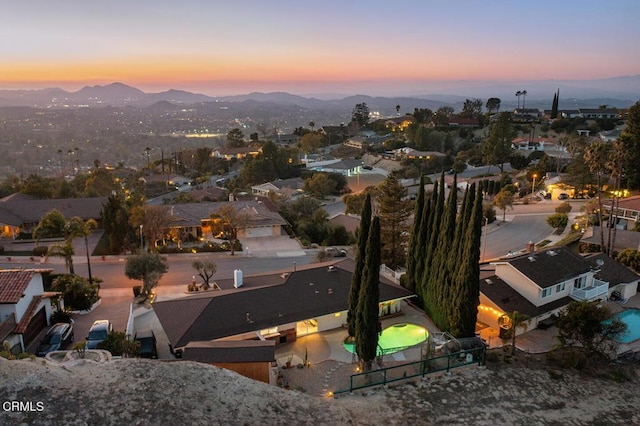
[2,0,639,96]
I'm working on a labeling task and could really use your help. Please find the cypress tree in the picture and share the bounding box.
[449,184,483,337]
[551,89,559,119]
[405,174,426,292]
[412,182,436,307]
[431,174,458,330]
[347,193,372,338]
[421,173,445,318]
[355,216,381,372]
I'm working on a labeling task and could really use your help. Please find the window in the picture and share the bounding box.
[556,283,566,293]
[542,288,552,298]
[573,276,586,289]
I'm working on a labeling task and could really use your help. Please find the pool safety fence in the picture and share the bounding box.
[334,345,486,395]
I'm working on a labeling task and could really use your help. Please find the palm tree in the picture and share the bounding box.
[606,139,625,256]
[521,90,528,109]
[499,311,530,355]
[396,104,401,117]
[47,241,76,274]
[515,91,522,109]
[584,141,611,252]
[67,217,98,284]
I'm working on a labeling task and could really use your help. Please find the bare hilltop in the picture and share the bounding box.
[2,354,640,425]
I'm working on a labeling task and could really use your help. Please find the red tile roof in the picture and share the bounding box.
[0,270,37,304]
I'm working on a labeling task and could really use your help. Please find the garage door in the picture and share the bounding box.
[246,227,273,237]
[23,308,47,347]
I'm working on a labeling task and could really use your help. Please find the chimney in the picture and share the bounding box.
[526,241,535,253]
[233,269,243,288]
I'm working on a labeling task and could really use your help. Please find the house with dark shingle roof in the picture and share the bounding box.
[153,258,414,352]
[0,196,107,238]
[478,246,639,335]
[0,269,55,354]
[165,198,289,241]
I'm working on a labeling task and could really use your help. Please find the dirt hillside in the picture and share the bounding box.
[2,356,640,425]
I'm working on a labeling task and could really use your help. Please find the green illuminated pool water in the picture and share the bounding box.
[343,323,428,355]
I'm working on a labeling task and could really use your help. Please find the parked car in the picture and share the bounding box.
[36,323,74,356]
[134,329,158,359]
[86,320,112,349]
[362,165,373,170]
[558,193,569,200]
[325,247,347,257]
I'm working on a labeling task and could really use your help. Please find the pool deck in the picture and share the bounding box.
[274,301,437,367]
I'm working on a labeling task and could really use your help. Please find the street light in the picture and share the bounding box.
[139,224,144,250]
[531,173,538,195]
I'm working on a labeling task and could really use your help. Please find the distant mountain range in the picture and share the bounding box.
[0,78,638,112]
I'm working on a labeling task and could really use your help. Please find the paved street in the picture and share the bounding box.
[5,196,583,358]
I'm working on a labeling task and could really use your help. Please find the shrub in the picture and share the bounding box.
[97,331,138,357]
[50,309,72,324]
[555,202,572,214]
[51,274,100,311]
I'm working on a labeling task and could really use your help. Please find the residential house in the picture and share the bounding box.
[153,259,414,353]
[479,246,639,335]
[560,110,581,119]
[344,135,392,150]
[392,147,446,160]
[599,128,623,142]
[0,269,55,354]
[448,116,480,128]
[579,108,619,120]
[580,227,640,254]
[602,195,640,230]
[0,196,107,238]
[375,115,415,131]
[511,108,541,123]
[511,137,565,153]
[311,158,363,176]
[251,178,304,200]
[212,146,261,160]
[165,198,288,242]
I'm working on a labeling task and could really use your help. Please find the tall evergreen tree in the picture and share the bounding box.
[551,89,559,119]
[377,174,412,269]
[430,174,458,329]
[421,174,445,319]
[482,112,515,173]
[347,194,372,338]
[355,216,382,372]
[449,184,483,337]
[405,175,426,292]
[412,181,436,307]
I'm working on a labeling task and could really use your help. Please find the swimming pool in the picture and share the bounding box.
[607,309,640,343]
[343,323,428,355]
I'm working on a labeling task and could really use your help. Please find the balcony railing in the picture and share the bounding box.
[570,279,609,301]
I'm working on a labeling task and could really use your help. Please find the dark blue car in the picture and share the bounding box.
[36,323,74,356]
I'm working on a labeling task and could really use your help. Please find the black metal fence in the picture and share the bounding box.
[334,345,486,395]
